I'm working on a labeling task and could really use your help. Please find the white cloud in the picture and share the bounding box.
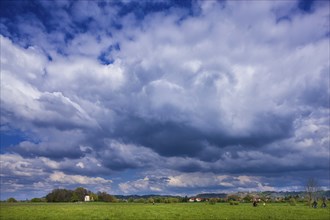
[118,175,169,194]
[119,178,149,194]
[168,173,231,188]
[76,162,85,169]
[44,56,126,94]
[49,171,112,185]
[112,1,329,140]
[0,154,44,177]
[40,157,60,169]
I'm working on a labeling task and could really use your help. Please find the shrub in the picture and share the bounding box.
[209,198,217,205]
[227,195,240,201]
[229,200,239,205]
[289,198,297,206]
[31,198,44,202]
[168,198,179,203]
[134,198,146,203]
[147,198,154,203]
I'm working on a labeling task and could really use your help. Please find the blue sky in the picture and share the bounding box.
[0,0,329,200]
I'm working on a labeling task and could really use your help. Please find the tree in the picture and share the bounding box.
[182,196,188,203]
[135,198,146,203]
[168,197,179,203]
[71,193,79,202]
[46,189,73,202]
[30,198,44,202]
[74,187,88,201]
[89,192,98,202]
[97,192,117,202]
[242,194,254,203]
[7,197,17,203]
[306,178,318,207]
[147,197,154,203]
[227,194,240,201]
[289,198,297,206]
[209,198,218,205]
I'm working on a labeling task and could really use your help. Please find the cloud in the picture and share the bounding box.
[119,176,169,194]
[49,171,112,185]
[98,140,161,171]
[0,0,329,198]
[0,153,113,199]
[118,172,277,195]
[0,154,45,178]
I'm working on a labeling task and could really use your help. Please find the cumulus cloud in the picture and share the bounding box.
[118,172,277,195]
[119,176,169,194]
[49,171,111,185]
[0,0,329,198]
[0,153,113,199]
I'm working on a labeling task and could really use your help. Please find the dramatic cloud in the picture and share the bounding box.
[0,0,329,199]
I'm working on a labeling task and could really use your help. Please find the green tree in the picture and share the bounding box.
[242,194,253,203]
[71,193,79,202]
[227,194,240,201]
[7,197,17,203]
[74,187,88,201]
[134,198,146,203]
[289,198,297,206]
[182,196,188,202]
[147,198,154,203]
[46,189,73,202]
[89,192,98,201]
[97,192,117,202]
[168,197,179,203]
[229,200,239,205]
[154,197,163,203]
[30,198,44,202]
[209,198,217,205]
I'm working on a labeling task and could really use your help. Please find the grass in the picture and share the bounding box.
[1,202,329,220]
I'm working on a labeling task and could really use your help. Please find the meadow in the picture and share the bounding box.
[1,202,329,220]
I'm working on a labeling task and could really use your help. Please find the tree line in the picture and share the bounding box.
[4,178,329,204]
[45,187,117,202]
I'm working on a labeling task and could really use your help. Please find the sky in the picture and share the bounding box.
[0,0,329,200]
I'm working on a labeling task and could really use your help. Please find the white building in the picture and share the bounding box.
[84,195,90,202]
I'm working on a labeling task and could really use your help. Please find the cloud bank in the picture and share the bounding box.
[0,0,329,199]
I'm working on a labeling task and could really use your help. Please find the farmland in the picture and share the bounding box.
[1,202,329,220]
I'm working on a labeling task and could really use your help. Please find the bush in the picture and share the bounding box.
[289,198,297,206]
[168,198,179,203]
[147,198,154,203]
[31,198,44,202]
[209,198,217,205]
[134,198,146,203]
[229,200,239,205]
[97,192,117,202]
[227,195,240,201]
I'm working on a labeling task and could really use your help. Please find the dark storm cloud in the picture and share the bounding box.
[11,141,85,160]
[109,111,295,159]
[113,116,204,157]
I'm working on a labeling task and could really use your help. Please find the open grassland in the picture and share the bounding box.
[1,202,329,220]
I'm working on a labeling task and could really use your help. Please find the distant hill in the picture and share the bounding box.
[114,190,330,200]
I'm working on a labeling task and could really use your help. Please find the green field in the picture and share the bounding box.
[1,202,329,220]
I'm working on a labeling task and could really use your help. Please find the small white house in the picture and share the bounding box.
[84,195,90,202]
